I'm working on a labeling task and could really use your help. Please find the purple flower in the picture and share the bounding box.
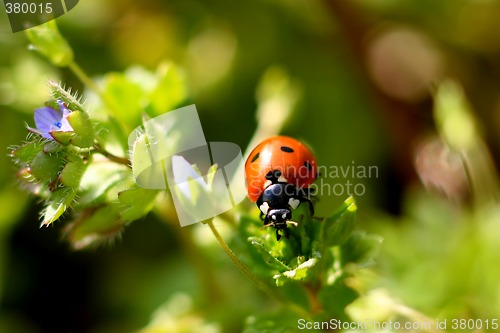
[33,101,73,139]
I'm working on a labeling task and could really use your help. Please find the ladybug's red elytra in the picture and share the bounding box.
[244,136,318,240]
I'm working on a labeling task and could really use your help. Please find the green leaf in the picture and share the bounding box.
[29,150,66,183]
[67,111,94,148]
[321,196,357,248]
[118,187,159,222]
[318,277,358,322]
[102,73,145,129]
[78,162,131,207]
[43,140,65,154]
[66,206,122,249]
[341,231,383,267]
[59,159,86,189]
[244,311,300,333]
[249,239,292,271]
[10,141,45,165]
[48,80,86,112]
[41,187,76,226]
[130,133,152,186]
[25,21,74,67]
[274,257,319,286]
[149,62,188,115]
[137,293,222,333]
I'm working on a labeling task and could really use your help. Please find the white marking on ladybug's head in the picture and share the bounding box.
[278,175,287,183]
[264,180,272,188]
[288,198,300,210]
[259,202,269,215]
[271,214,277,220]
[282,213,287,220]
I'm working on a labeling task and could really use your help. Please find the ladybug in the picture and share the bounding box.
[245,136,318,240]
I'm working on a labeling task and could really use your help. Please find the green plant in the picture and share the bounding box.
[10,22,385,331]
[12,21,499,333]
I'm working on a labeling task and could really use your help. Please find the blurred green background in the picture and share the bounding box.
[1,0,500,332]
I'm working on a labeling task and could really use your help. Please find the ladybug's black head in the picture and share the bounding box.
[267,208,292,228]
[256,172,307,240]
[265,208,294,241]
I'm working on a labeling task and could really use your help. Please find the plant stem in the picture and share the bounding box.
[68,62,103,99]
[92,143,130,167]
[179,226,226,303]
[304,283,322,314]
[154,201,226,305]
[206,219,312,319]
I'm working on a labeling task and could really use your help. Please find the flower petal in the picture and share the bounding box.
[57,100,71,117]
[56,101,74,132]
[34,107,61,138]
[51,115,73,132]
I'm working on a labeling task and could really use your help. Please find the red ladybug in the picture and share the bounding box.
[245,136,318,240]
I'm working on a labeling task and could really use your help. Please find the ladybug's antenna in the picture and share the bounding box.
[261,222,275,229]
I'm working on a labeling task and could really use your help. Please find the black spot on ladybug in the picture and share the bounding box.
[304,161,312,171]
[266,170,282,180]
[251,152,260,163]
[281,146,294,153]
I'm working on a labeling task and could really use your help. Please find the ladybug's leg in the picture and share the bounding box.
[304,187,320,205]
[304,198,314,216]
[262,215,271,227]
[293,187,315,216]
[302,187,315,196]
[294,195,314,216]
[276,229,282,241]
[284,227,290,239]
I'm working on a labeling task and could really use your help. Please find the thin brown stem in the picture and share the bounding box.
[92,143,130,167]
[206,219,312,319]
[304,283,323,314]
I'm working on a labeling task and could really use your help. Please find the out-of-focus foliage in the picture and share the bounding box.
[2,0,500,332]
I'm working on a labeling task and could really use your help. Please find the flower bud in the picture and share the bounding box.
[50,130,75,145]
[66,206,122,249]
[66,110,94,148]
[59,159,86,189]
